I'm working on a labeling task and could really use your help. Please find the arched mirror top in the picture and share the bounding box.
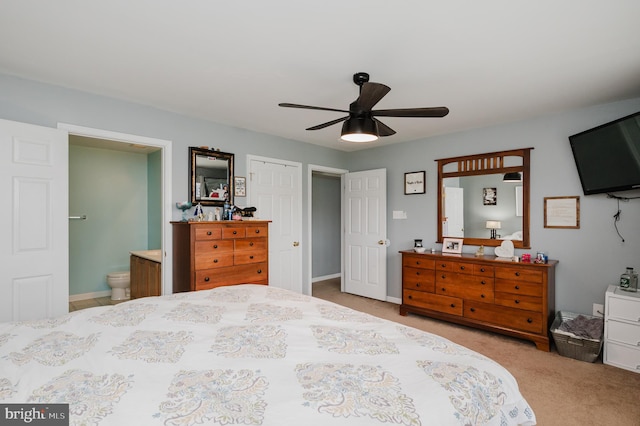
[437,148,532,249]
[190,147,234,207]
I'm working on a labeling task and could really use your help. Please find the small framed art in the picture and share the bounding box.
[234,176,246,197]
[442,237,463,254]
[404,171,426,195]
[544,196,579,228]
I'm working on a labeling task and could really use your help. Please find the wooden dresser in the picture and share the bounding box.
[172,221,270,293]
[400,250,557,351]
[130,254,161,299]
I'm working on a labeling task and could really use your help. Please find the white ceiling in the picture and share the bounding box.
[2,1,640,152]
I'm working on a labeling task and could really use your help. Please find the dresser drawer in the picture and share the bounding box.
[235,238,267,251]
[465,301,543,334]
[495,267,542,283]
[403,289,462,316]
[234,249,268,265]
[195,262,268,289]
[194,226,222,240]
[604,341,640,373]
[194,252,234,269]
[608,297,640,322]
[436,280,494,303]
[436,271,493,288]
[494,292,542,311]
[495,279,542,297]
[606,319,640,346]
[222,226,246,239]
[244,225,269,237]
[403,266,435,290]
[434,260,471,274]
[402,256,434,270]
[474,264,495,277]
[195,240,234,254]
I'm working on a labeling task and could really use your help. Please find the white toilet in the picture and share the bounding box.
[107,271,130,301]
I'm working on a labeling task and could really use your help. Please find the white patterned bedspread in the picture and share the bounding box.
[0,285,536,425]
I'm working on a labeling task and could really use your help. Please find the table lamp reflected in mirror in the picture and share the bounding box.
[176,201,192,222]
[486,220,501,239]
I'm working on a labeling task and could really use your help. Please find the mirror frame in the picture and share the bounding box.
[189,147,234,207]
[436,148,532,249]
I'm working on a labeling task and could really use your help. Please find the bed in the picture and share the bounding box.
[0,285,536,425]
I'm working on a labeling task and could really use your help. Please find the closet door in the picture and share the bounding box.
[0,119,69,321]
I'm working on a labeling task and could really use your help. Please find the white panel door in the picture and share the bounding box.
[344,168,387,301]
[248,156,302,293]
[0,119,69,321]
[444,186,464,237]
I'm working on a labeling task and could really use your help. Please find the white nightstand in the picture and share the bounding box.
[604,285,640,373]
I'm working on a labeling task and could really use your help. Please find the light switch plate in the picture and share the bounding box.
[392,210,407,219]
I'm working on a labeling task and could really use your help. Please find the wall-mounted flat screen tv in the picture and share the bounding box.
[569,111,640,195]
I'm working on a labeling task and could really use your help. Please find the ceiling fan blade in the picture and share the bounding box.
[306,116,349,131]
[373,118,396,137]
[279,103,349,114]
[372,106,450,118]
[353,82,391,111]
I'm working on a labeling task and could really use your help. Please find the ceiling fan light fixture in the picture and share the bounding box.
[340,117,379,143]
[503,172,522,182]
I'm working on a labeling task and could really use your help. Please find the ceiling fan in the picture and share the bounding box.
[279,72,449,142]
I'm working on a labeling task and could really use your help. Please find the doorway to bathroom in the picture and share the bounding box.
[62,124,172,304]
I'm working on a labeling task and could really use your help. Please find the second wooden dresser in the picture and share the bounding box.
[400,250,557,351]
[172,221,270,293]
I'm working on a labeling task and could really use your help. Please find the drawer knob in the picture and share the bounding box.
[416,272,420,276]
[515,272,520,276]
[233,230,237,235]
[255,229,260,234]
[257,269,262,274]
[450,304,455,308]
[416,283,420,287]
[481,294,485,298]
[416,261,420,265]
[480,268,485,272]
[527,318,533,323]
[481,280,486,285]
[204,277,210,282]
[207,231,212,236]
[213,244,218,249]
[408,295,413,300]
[441,287,446,292]
[460,266,465,270]
[515,285,520,290]
[440,263,446,268]
[213,259,218,263]
[470,307,475,312]
[515,299,520,304]
[250,255,254,259]
[441,274,446,279]
[250,242,254,246]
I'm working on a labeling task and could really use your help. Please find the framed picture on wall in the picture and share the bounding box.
[234,176,246,197]
[483,187,497,205]
[404,171,426,194]
[544,196,580,228]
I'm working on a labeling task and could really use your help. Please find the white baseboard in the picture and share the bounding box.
[312,273,341,283]
[69,290,111,302]
[386,296,401,304]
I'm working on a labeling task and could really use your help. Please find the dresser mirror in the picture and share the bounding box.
[437,148,532,248]
[190,147,234,207]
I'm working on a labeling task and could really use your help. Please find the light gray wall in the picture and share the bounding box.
[0,73,349,295]
[311,173,341,278]
[346,97,640,315]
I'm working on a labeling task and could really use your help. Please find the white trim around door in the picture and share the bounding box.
[57,123,174,296]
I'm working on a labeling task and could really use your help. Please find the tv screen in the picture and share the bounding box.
[569,111,640,195]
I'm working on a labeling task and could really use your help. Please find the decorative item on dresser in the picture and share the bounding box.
[172,221,270,292]
[399,250,557,351]
[604,285,640,373]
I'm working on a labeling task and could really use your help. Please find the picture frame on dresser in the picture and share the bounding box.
[442,237,463,254]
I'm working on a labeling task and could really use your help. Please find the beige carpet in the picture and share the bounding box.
[312,278,640,426]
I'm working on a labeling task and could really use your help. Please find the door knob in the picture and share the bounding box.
[293,241,300,247]
[378,240,385,245]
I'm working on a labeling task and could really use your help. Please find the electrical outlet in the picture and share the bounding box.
[593,303,604,318]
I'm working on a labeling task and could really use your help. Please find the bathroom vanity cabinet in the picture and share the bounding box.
[172,221,270,293]
[130,253,161,299]
[400,250,557,351]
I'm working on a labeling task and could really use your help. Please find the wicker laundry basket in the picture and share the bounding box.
[550,311,603,363]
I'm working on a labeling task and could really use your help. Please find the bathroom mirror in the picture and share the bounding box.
[190,147,234,207]
[436,148,532,248]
